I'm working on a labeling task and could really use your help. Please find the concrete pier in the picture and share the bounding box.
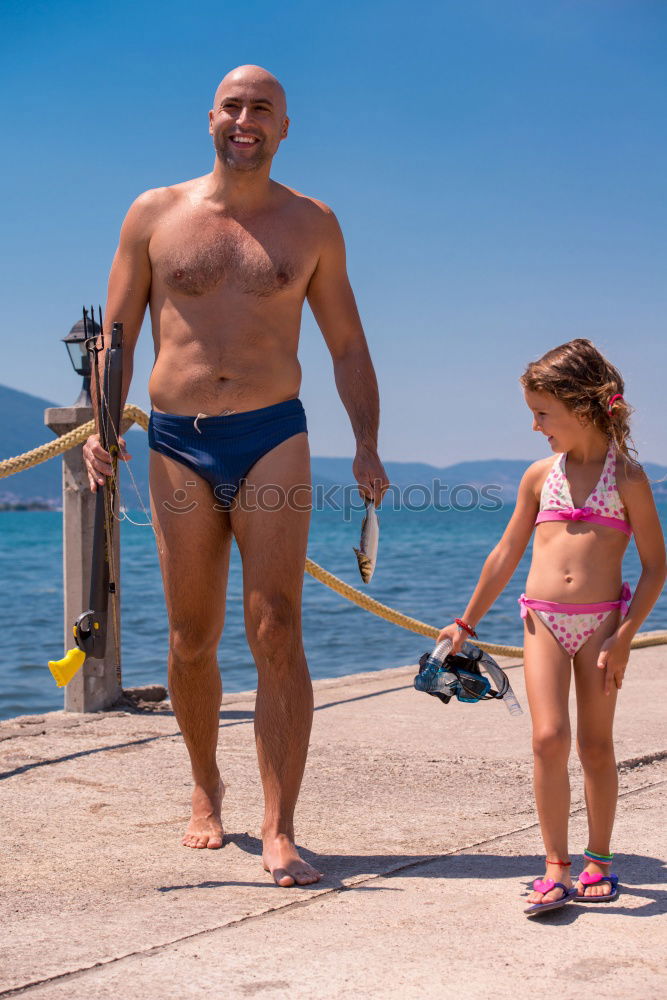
[1,646,665,999]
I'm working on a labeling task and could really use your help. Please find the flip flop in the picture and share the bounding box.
[524,878,578,917]
[574,871,620,903]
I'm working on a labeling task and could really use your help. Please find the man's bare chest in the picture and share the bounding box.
[152,214,313,299]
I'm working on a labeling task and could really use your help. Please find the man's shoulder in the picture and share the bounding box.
[273,182,338,225]
[128,181,189,216]
[122,180,198,240]
[121,184,175,233]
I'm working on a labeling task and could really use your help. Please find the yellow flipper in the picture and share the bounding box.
[48,648,86,687]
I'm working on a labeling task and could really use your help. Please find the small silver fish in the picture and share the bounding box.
[353,499,379,583]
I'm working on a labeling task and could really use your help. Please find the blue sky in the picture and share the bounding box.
[1,0,665,465]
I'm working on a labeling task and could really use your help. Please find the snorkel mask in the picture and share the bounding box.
[414,640,522,714]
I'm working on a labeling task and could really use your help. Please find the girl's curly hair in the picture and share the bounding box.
[520,338,637,463]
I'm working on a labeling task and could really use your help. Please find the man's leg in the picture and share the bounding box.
[231,432,322,886]
[150,451,231,849]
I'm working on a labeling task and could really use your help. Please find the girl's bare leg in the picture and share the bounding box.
[573,613,620,897]
[523,612,573,904]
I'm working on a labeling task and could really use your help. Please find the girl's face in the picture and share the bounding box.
[524,390,584,452]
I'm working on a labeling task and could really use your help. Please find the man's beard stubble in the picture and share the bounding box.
[215,133,271,172]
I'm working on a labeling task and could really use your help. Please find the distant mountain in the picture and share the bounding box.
[0,385,64,502]
[0,384,151,505]
[311,456,532,501]
[1,384,666,504]
[311,456,667,502]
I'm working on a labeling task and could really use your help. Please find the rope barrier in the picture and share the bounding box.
[0,404,149,478]
[2,404,666,656]
[304,558,525,656]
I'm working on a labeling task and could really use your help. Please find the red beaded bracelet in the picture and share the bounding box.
[455,618,478,639]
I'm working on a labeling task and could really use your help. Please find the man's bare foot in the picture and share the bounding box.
[181,780,225,849]
[262,833,323,887]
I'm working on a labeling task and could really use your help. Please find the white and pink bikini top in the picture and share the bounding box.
[536,446,632,537]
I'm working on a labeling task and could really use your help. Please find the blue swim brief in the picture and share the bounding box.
[148,398,307,508]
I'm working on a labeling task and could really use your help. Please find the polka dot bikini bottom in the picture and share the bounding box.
[518,583,631,658]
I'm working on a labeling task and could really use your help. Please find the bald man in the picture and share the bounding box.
[83,65,388,887]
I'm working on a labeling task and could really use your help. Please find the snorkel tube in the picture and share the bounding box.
[463,641,523,715]
[48,316,124,687]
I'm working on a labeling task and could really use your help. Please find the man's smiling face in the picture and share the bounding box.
[209,68,289,173]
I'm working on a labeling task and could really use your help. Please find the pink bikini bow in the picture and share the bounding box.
[620,581,632,617]
[564,506,594,520]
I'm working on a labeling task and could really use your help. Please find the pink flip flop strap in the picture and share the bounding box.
[579,871,604,886]
[533,878,555,893]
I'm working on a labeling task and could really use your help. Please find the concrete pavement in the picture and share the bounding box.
[1,643,665,999]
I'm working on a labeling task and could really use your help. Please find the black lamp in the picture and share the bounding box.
[63,315,98,407]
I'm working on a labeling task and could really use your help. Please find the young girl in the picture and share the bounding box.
[438,339,666,916]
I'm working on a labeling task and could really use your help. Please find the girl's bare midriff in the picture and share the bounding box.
[526,516,630,606]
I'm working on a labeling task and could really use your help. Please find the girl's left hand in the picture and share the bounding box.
[596,634,631,695]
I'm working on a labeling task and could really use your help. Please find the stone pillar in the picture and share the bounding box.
[44,404,126,712]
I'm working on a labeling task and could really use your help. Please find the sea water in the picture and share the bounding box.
[1,503,665,720]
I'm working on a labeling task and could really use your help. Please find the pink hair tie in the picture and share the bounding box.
[608,393,624,413]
